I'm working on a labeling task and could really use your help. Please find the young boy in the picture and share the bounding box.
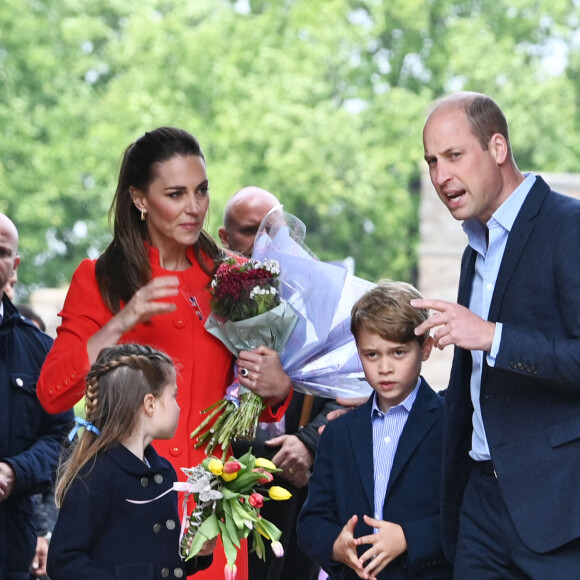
[297,281,452,580]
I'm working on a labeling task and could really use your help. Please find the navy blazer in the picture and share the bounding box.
[442,176,580,560]
[297,379,451,579]
[48,444,211,580]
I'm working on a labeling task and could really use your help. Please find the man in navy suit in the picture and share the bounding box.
[298,281,451,579]
[414,92,580,578]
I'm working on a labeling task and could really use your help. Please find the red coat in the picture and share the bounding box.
[38,245,288,580]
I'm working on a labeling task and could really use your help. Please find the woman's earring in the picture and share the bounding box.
[141,210,146,222]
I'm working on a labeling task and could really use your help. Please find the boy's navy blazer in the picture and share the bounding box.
[442,176,580,560]
[297,378,451,579]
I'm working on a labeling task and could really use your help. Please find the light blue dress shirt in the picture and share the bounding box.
[371,380,420,527]
[462,173,536,460]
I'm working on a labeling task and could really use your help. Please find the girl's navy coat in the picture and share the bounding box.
[297,379,452,579]
[48,444,211,580]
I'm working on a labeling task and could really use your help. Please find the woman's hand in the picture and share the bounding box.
[236,346,292,406]
[87,276,180,364]
[115,276,180,333]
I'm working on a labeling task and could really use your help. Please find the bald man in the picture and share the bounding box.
[1,217,19,300]
[416,93,580,578]
[0,214,72,580]
[219,186,281,257]
[222,188,339,580]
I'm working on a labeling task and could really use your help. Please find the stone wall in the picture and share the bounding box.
[29,286,68,338]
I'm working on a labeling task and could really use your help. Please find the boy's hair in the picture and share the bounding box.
[351,280,430,345]
[55,343,175,507]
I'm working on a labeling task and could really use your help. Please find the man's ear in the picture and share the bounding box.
[489,133,509,165]
[13,255,20,272]
[218,226,229,248]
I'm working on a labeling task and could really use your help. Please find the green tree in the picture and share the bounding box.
[1,0,579,296]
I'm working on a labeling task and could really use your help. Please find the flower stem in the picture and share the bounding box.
[190,399,229,439]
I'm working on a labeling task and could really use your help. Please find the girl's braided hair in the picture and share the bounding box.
[55,343,175,506]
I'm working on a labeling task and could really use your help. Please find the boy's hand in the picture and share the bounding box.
[332,515,368,578]
[355,515,407,579]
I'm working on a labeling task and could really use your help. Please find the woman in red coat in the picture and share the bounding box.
[37,127,291,580]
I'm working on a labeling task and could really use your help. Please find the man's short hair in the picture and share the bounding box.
[465,95,512,155]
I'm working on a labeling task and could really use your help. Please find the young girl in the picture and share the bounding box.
[47,343,215,580]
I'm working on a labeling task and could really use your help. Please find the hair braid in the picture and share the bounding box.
[55,343,175,507]
[84,374,100,422]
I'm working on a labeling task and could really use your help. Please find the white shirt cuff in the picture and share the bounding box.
[486,322,502,367]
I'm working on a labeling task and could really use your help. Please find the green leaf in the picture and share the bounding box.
[221,487,239,500]
[231,497,259,523]
[226,471,260,493]
[185,513,220,560]
[224,498,244,529]
[225,507,242,548]
[251,528,266,561]
[186,533,206,560]
[255,517,282,542]
[198,513,220,537]
[218,518,239,570]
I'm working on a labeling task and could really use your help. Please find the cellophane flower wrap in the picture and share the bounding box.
[191,257,298,457]
[252,206,375,399]
[181,451,291,575]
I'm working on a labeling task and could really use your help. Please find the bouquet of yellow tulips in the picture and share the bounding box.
[180,450,292,577]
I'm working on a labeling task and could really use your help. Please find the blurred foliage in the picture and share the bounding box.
[1,0,580,298]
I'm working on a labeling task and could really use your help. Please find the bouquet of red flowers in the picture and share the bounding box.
[209,258,282,322]
[181,451,291,578]
[191,258,297,457]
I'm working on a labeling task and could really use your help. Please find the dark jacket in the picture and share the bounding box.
[442,177,580,560]
[48,444,211,580]
[298,379,452,580]
[0,297,73,580]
